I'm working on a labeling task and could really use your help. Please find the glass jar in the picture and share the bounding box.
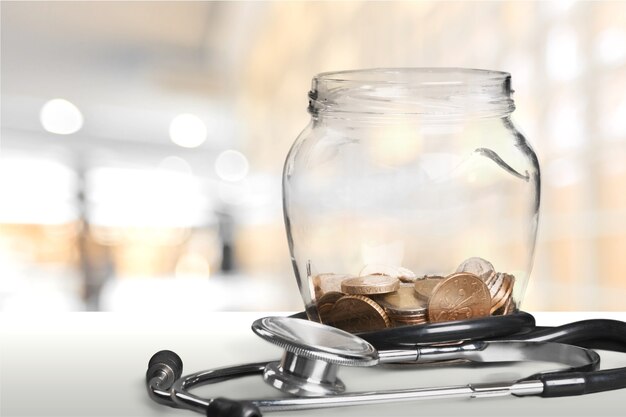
[282,68,540,332]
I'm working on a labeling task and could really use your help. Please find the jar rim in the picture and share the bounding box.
[314,67,511,85]
[309,67,514,119]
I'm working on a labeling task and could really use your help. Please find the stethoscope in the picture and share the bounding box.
[146,312,626,417]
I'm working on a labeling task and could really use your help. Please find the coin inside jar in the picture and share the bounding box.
[324,294,391,332]
[493,296,513,316]
[490,273,515,313]
[316,291,345,323]
[428,272,491,323]
[373,284,427,316]
[456,257,496,281]
[317,303,334,323]
[413,276,444,300]
[312,273,354,298]
[317,291,345,305]
[341,275,400,295]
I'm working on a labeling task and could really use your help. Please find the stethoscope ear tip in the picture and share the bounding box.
[147,350,184,382]
[206,398,262,417]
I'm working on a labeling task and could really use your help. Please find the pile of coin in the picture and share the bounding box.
[373,284,428,325]
[311,257,517,333]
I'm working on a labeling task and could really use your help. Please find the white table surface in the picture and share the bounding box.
[2,312,626,417]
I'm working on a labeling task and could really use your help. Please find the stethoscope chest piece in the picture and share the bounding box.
[251,316,379,397]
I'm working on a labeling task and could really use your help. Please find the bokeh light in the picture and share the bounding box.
[215,150,249,182]
[39,98,83,135]
[169,114,208,148]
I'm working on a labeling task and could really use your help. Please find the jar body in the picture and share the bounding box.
[283,69,540,331]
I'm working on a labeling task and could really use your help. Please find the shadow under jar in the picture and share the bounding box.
[283,68,540,333]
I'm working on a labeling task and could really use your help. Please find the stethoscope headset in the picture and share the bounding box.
[146,311,626,417]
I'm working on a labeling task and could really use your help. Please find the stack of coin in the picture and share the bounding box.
[455,257,517,316]
[485,272,515,314]
[317,274,399,332]
[373,284,427,325]
[495,296,516,316]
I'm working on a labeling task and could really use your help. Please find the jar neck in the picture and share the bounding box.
[308,68,515,121]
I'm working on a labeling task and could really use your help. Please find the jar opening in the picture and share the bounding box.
[308,67,514,119]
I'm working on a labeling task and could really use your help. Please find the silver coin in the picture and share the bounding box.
[456,257,496,281]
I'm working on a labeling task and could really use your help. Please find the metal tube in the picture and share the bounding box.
[170,362,267,414]
[414,341,600,372]
[252,380,545,411]
[377,349,419,363]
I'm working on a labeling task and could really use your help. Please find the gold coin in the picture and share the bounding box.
[414,276,444,300]
[316,291,345,323]
[341,275,400,295]
[324,295,391,332]
[373,284,427,316]
[428,272,491,323]
[318,302,335,323]
[318,290,345,303]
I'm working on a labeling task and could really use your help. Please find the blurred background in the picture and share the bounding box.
[1,0,625,313]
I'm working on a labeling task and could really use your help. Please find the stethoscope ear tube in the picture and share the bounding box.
[510,318,626,397]
[528,368,626,397]
[513,319,626,352]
